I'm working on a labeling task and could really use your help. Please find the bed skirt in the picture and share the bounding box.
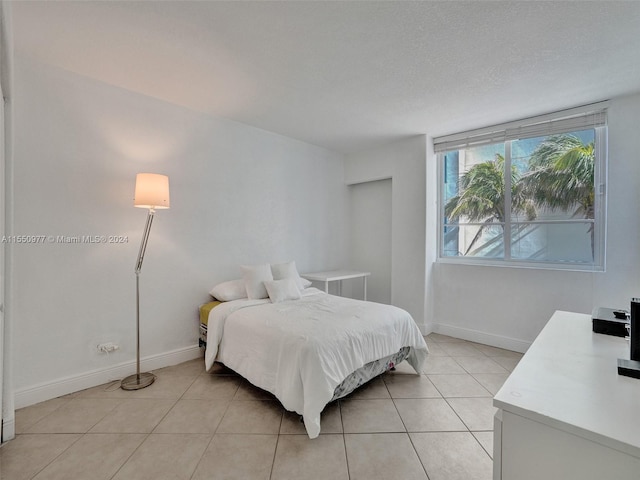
[330,346,410,401]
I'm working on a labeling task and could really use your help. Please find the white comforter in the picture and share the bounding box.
[204,288,428,438]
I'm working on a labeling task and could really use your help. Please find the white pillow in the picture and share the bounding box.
[264,278,302,303]
[242,264,273,299]
[271,261,306,291]
[209,279,247,301]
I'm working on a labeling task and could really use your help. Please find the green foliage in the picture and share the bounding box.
[445,156,506,224]
[445,134,595,256]
[520,134,595,219]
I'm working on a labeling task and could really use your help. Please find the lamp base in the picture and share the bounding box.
[121,372,156,390]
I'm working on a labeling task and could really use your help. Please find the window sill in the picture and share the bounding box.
[436,256,605,273]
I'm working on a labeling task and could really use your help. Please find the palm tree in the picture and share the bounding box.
[445,134,595,257]
[445,154,536,255]
[520,134,595,219]
[520,134,596,253]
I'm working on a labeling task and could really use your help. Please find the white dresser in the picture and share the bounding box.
[493,310,640,480]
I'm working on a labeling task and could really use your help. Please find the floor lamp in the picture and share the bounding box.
[121,173,170,390]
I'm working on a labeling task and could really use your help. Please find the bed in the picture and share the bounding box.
[201,276,429,438]
[200,300,414,400]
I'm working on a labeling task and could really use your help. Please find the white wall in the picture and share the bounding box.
[10,57,348,407]
[344,95,640,353]
[429,93,640,352]
[345,135,427,329]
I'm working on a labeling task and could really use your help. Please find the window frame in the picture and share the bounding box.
[436,104,608,272]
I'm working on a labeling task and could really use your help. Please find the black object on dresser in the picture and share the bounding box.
[630,298,640,361]
[618,298,640,379]
[592,307,629,337]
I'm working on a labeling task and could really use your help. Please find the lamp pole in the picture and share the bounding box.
[121,207,157,390]
[121,172,169,391]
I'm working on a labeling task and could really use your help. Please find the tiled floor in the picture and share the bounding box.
[0,334,522,480]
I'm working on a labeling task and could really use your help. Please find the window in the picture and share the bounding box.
[436,103,607,271]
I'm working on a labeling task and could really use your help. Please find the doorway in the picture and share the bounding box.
[348,178,392,304]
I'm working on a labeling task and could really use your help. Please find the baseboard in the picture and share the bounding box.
[14,345,203,409]
[2,415,15,443]
[406,320,527,354]
[432,323,531,354]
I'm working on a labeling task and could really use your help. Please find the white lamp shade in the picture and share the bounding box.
[134,173,170,209]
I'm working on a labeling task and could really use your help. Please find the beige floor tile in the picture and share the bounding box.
[410,432,493,480]
[473,431,494,459]
[15,397,71,434]
[75,381,125,398]
[492,356,521,372]
[25,398,121,433]
[384,374,441,398]
[472,344,524,358]
[216,400,283,434]
[383,360,419,375]
[0,434,80,480]
[78,376,197,400]
[422,357,466,375]
[344,433,428,480]
[125,375,198,399]
[280,401,342,435]
[191,434,277,480]
[340,399,405,433]
[428,374,492,398]
[446,397,496,431]
[233,380,278,400]
[206,362,239,376]
[182,375,240,400]
[424,333,466,344]
[471,373,510,395]
[90,398,175,433]
[394,398,467,432]
[3,356,504,480]
[271,434,348,480]
[453,356,509,374]
[154,358,205,377]
[32,433,146,480]
[279,411,306,435]
[343,377,390,400]
[438,342,484,356]
[154,399,230,434]
[423,342,448,356]
[317,401,343,434]
[57,391,80,400]
[111,433,211,480]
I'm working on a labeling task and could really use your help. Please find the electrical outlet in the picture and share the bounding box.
[97,342,119,353]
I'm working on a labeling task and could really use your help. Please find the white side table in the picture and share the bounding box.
[301,270,371,300]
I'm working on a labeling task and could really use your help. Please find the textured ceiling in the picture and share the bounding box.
[11,1,640,153]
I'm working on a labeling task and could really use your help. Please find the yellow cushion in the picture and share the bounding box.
[199,301,221,326]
